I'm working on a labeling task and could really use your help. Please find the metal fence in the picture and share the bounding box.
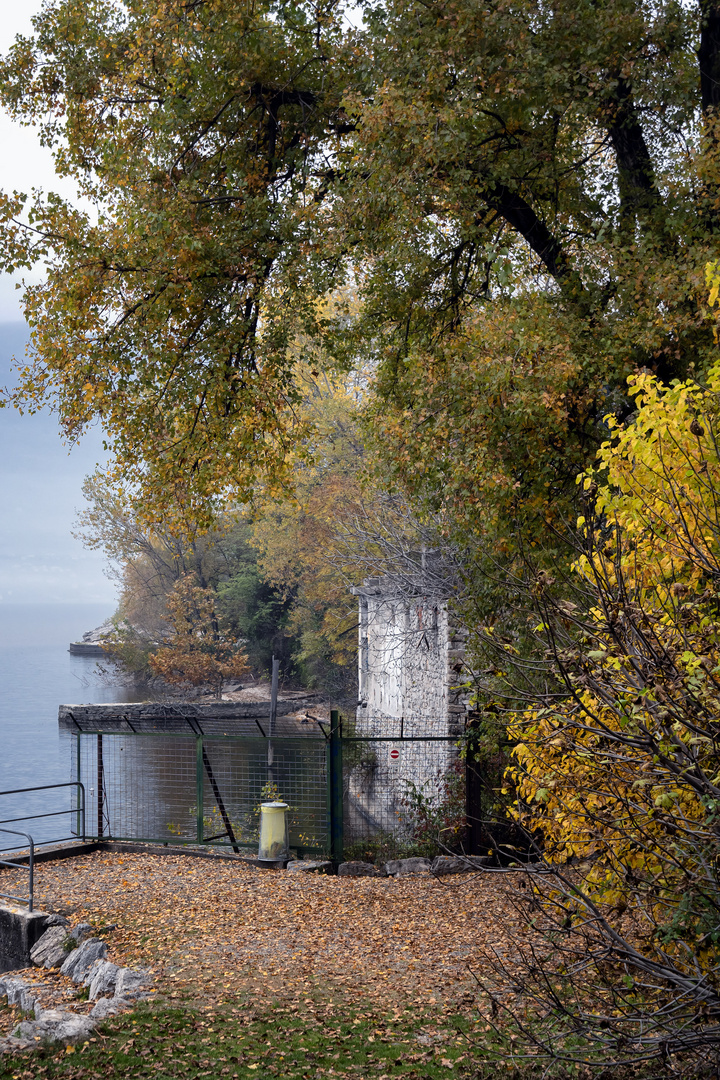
[73,730,330,857]
[0,705,472,863]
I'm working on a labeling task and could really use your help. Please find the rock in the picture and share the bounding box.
[114,967,152,1001]
[70,923,93,942]
[286,860,332,874]
[0,1034,35,1053]
[90,996,125,1019]
[337,861,384,878]
[87,961,119,1001]
[30,926,73,969]
[44,914,70,928]
[383,857,431,877]
[431,854,492,875]
[431,855,471,876]
[60,938,107,983]
[0,977,37,1013]
[17,1008,95,1043]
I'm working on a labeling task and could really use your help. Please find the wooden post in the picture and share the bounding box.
[270,656,279,734]
[268,655,279,786]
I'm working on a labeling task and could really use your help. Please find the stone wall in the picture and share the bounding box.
[348,580,469,840]
[355,580,468,736]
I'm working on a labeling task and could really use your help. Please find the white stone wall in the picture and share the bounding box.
[348,584,468,840]
[358,593,449,734]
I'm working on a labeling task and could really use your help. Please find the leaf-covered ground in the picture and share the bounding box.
[0,850,525,1078]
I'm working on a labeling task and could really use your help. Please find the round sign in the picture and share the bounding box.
[389,748,401,760]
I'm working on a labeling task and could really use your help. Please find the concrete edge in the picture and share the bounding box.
[2,840,281,870]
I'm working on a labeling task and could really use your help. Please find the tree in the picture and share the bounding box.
[148,572,249,698]
[246,363,368,692]
[77,472,292,678]
[479,365,720,1073]
[3,0,720,556]
[0,0,351,526]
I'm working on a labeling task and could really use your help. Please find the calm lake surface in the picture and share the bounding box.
[0,603,140,846]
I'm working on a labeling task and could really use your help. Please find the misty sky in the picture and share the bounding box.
[0,2,117,606]
[0,322,116,604]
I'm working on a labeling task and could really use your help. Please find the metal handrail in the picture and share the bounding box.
[0,783,87,912]
[0,828,34,911]
[0,782,85,846]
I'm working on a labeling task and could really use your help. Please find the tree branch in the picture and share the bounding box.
[484,180,589,306]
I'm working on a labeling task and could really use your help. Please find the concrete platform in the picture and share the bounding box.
[0,905,52,973]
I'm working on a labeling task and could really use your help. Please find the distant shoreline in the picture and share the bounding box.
[68,642,105,657]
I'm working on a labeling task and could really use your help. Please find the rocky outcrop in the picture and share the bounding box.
[69,620,116,656]
[0,926,154,1052]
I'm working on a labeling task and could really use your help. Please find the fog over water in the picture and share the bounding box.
[0,321,116,605]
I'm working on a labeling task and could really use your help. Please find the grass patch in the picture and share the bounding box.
[1,998,491,1079]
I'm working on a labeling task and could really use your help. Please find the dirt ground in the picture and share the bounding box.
[0,850,523,1026]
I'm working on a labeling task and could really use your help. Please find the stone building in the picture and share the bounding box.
[347,576,469,841]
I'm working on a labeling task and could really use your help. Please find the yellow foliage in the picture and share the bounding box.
[509,312,720,977]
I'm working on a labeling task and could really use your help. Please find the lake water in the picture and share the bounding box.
[0,603,141,847]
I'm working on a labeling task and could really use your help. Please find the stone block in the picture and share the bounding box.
[337,861,384,878]
[383,858,431,877]
[60,938,107,983]
[30,926,72,969]
[0,905,53,974]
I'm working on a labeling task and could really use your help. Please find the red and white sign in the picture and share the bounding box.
[388,746,402,765]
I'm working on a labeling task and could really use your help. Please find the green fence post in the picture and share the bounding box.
[329,709,344,865]
[76,734,82,839]
[196,736,204,844]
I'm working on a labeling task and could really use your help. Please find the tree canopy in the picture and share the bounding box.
[3,0,720,542]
